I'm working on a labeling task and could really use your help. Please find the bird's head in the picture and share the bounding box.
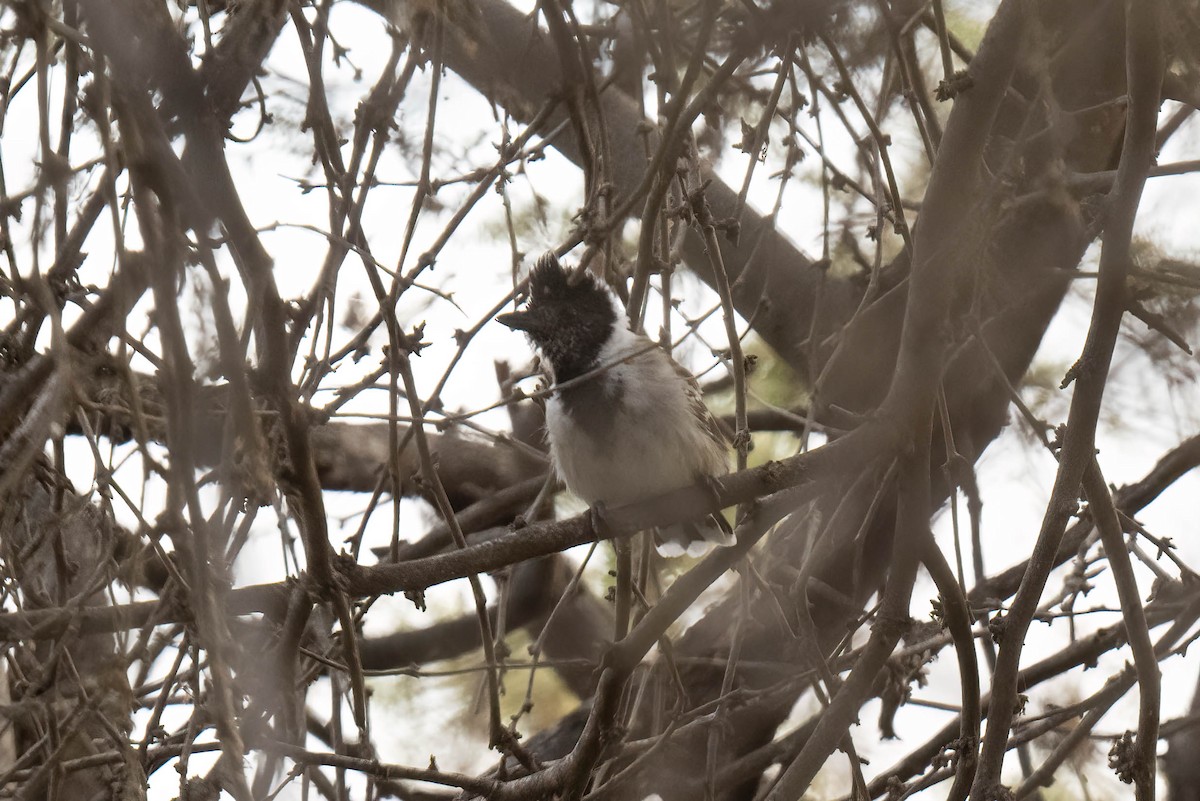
[497,252,619,382]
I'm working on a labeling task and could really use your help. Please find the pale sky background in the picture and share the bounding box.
[1,0,1199,798]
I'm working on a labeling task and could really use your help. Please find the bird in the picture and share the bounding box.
[496,252,733,553]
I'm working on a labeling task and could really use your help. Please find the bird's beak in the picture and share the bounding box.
[496,309,535,332]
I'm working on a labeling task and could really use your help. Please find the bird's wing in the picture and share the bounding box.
[668,354,730,452]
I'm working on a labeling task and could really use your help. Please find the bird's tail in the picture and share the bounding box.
[654,512,734,557]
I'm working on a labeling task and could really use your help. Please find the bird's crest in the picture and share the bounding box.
[529,252,598,304]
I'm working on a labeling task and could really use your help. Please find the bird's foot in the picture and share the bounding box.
[588,501,614,539]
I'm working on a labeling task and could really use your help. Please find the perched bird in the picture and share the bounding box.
[497,252,732,552]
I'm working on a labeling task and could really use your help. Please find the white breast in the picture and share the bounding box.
[544,327,727,506]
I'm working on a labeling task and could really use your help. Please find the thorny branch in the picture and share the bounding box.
[0,0,1198,799]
